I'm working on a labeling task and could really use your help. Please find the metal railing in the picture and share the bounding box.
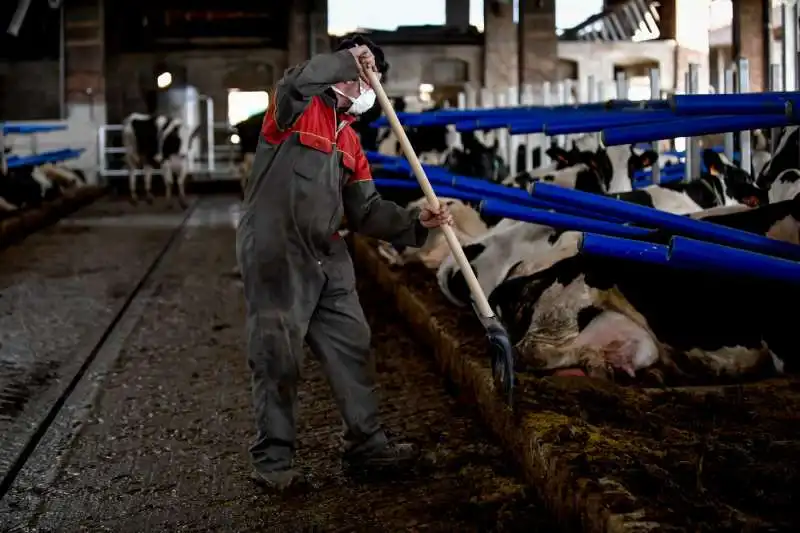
[97,120,241,180]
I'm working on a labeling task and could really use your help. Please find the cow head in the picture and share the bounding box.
[545,145,581,170]
[516,145,543,172]
[457,131,507,182]
[756,126,799,191]
[627,146,659,178]
[436,220,561,308]
[575,147,614,193]
[703,149,766,207]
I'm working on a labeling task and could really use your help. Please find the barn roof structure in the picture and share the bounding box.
[559,0,661,42]
[7,0,62,37]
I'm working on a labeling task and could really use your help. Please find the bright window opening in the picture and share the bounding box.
[227,89,269,126]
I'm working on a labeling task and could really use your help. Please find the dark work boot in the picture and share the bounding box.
[250,468,311,492]
[342,438,420,473]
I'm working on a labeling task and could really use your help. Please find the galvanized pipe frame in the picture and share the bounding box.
[96,111,236,179]
[411,58,794,186]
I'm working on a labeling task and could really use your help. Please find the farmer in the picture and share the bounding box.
[236,35,453,491]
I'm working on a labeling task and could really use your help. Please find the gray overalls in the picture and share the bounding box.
[235,49,428,474]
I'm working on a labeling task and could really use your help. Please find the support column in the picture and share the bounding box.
[446,0,471,28]
[287,0,329,67]
[64,0,106,183]
[518,0,558,86]
[64,0,105,118]
[658,0,711,94]
[483,0,517,90]
[732,0,769,92]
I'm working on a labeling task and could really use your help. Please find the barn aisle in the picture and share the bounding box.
[0,196,555,532]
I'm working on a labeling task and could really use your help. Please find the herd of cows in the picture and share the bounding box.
[370,119,800,386]
[0,147,85,218]
[223,104,800,385]
[85,103,800,386]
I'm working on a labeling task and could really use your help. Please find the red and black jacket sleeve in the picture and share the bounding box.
[341,141,428,248]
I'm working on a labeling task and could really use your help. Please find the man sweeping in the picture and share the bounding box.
[236,35,453,491]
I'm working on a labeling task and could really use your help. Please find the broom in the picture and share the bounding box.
[364,68,516,404]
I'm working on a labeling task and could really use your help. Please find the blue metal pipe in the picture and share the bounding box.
[668,236,800,285]
[373,164,628,222]
[509,112,676,135]
[605,99,672,110]
[456,109,679,133]
[373,178,487,204]
[2,123,68,135]
[481,200,654,239]
[507,120,551,135]
[530,182,800,260]
[5,148,85,169]
[543,111,677,136]
[579,233,670,265]
[369,100,674,128]
[455,116,550,132]
[669,93,798,116]
[601,114,795,146]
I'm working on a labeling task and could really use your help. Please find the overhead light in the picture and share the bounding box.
[157,72,173,89]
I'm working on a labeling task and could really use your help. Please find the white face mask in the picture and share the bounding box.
[333,81,376,116]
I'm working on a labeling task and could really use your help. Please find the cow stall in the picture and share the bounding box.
[355,50,800,529]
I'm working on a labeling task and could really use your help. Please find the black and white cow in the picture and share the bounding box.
[434,155,785,311]
[0,147,84,215]
[377,105,509,183]
[755,126,800,204]
[436,219,575,307]
[500,137,640,194]
[573,147,760,214]
[0,164,48,214]
[122,112,199,208]
[485,196,800,383]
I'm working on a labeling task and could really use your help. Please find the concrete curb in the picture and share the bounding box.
[352,235,655,533]
[0,187,106,249]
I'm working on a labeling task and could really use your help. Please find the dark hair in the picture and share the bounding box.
[335,34,390,77]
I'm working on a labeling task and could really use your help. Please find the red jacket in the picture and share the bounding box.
[244,49,426,253]
[261,94,372,188]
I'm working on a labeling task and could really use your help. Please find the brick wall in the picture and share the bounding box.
[483,0,517,89]
[734,0,767,92]
[482,0,558,90]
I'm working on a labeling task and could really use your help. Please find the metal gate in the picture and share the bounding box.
[96,94,240,181]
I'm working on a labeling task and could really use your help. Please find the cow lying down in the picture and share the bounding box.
[377,197,488,269]
[480,199,800,385]
[1,158,85,216]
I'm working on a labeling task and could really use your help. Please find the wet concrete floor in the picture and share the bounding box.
[0,196,556,532]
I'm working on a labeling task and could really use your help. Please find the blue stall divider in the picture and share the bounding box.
[602,114,794,146]
[372,178,488,204]
[668,236,800,285]
[530,182,800,260]
[2,123,68,135]
[480,200,654,239]
[669,92,798,116]
[579,233,670,265]
[6,148,85,169]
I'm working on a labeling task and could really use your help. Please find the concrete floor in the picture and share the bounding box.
[0,196,555,532]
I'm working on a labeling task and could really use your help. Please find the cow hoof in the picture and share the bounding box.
[145,194,154,205]
[178,198,189,209]
[129,197,139,205]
